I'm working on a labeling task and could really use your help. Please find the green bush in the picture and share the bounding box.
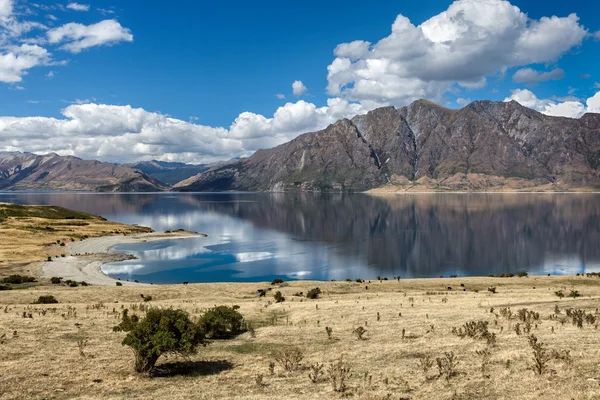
[50,277,62,284]
[517,270,528,278]
[34,295,58,304]
[274,291,285,303]
[116,282,123,286]
[1,275,36,284]
[114,308,205,373]
[306,287,322,299]
[143,295,153,302]
[198,305,245,339]
[271,278,284,285]
[0,284,11,291]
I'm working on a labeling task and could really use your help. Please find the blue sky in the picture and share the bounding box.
[1,0,599,163]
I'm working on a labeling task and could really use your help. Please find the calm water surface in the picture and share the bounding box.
[2,192,600,283]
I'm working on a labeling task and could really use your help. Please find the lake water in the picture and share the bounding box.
[2,192,600,283]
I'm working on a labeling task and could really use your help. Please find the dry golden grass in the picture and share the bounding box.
[0,203,151,275]
[1,276,600,399]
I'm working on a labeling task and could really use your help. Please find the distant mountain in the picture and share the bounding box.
[0,152,164,192]
[124,160,209,186]
[173,100,600,192]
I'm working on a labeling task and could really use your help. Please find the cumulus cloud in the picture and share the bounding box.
[0,99,366,164]
[327,0,588,107]
[505,89,600,118]
[66,3,90,12]
[0,1,133,83]
[292,80,307,96]
[275,93,285,99]
[47,19,133,53]
[512,68,564,85]
[0,44,50,83]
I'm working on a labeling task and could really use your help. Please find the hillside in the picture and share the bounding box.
[174,100,600,192]
[124,160,209,186]
[0,152,165,192]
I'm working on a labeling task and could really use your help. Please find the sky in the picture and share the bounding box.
[0,0,599,164]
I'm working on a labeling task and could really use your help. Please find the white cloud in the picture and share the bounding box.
[0,98,366,164]
[275,93,285,99]
[456,98,471,107]
[504,89,600,118]
[66,3,90,12]
[292,80,307,96]
[0,0,132,83]
[45,70,54,78]
[47,19,133,53]
[327,0,588,107]
[512,68,564,85]
[0,0,12,20]
[594,82,600,89]
[0,44,50,83]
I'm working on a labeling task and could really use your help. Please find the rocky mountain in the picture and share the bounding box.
[124,160,209,186]
[0,152,164,192]
[174,100,600,192]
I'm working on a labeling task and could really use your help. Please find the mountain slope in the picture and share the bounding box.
[123,160,209,186]
[0,152,165,192]
[174,100,600,192]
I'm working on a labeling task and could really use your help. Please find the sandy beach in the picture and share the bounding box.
[40,232,204,286]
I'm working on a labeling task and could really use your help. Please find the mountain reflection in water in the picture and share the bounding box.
[2,192,599,283]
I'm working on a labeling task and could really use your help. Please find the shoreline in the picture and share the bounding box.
[40,232,205,286]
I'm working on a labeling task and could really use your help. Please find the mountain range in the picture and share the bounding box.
[174,100,600,192]
[2,99,599,192]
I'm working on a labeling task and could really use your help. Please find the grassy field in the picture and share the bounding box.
[0,203,152,276]
[1,276,600,399]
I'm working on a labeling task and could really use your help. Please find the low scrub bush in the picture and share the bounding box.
[50,277,62,284]
[274,291,285,303]
[34,295,58,304]
[528,334,549,375]
[1,275,36,284]
[198,305,245,339]
[274,347,303,371]
[328,356,351,392]
[306,287,322,299]
[271,278,284,285]
[114,307,205,373]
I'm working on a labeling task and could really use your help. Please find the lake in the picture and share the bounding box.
[2,192,600,283]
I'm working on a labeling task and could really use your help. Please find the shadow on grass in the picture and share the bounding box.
[151,360,234,378]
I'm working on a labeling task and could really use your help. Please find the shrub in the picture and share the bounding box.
[555,290,565,298]
[47,256,52,262]
[528,334,549,375]
[50,277,62,284]
[274,347,303,371]
[488,287,497,294]
[436,352,458,380]
[306,287,322,300]
[34,295,58,304]
[353,326,367,340]
[116,282,123,286]
[308,362,324,383]
[328,356,352,392]
[143,296,153,302]
[1,275,36,284]
[0,284,11,291]
[568,290,580,298]
[517,270,528,278]
[198,305,245,339]
[271,278,284,285]
[274,291,285,303]
[114,307,205,373]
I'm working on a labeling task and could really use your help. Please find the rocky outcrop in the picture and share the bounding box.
[0,152,164,192]
[174,100,600,192]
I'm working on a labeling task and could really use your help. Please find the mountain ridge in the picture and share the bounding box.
[174,99,600,192]
[0,152,165,192]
